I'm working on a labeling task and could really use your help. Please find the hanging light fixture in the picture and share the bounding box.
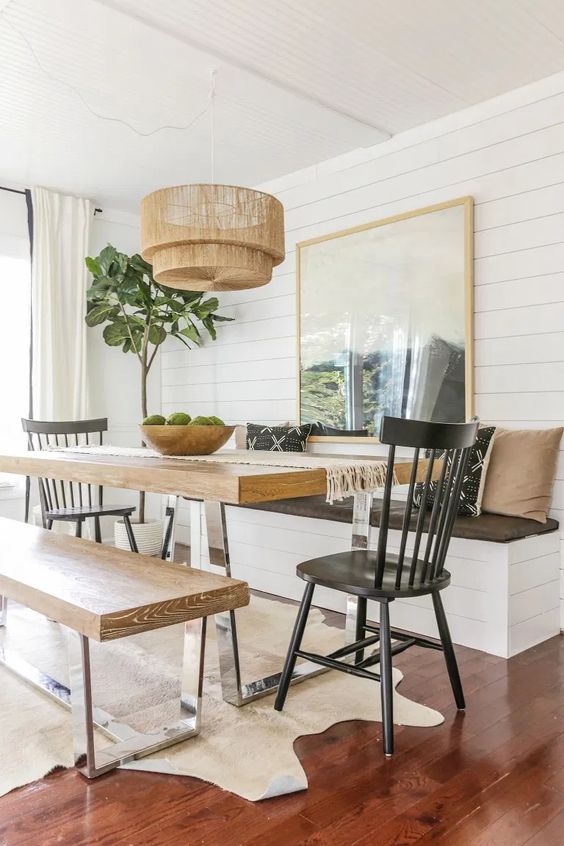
[140,70,285,291]
[140,183,285,291]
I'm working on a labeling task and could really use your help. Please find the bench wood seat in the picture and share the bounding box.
[243,495,559,543]
[0,517,249,641]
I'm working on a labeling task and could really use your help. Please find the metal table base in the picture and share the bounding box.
[176,491,374,707]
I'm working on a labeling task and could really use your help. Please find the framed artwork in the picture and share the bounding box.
[297,197,474,441]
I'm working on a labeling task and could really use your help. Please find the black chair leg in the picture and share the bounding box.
[94,517,102,544]
[379,600,394,757]
[123,515,138,553]
[75,521,82,538]
[46,519,53,531]
[274,582,315,712]
[433,591,465,710]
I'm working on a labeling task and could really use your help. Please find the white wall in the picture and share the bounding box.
[161,70,564,626]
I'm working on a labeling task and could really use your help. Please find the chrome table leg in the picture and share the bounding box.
[203,501,327,707]
[190,500,202,567]
[0,595,7,627]
[345,491,373,645]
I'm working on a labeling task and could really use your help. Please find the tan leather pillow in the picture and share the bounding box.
[481,427,563,523]
[234,421,290,449]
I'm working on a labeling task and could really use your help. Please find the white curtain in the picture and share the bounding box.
[31,187,93,420]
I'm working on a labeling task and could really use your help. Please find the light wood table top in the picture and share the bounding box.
[0,449,426,505]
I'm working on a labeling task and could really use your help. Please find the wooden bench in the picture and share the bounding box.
[0,517,249,778]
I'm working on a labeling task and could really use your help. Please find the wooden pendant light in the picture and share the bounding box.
[140,184,285,291]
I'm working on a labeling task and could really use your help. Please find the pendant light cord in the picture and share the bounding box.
[210,69,217,183]
[0,7,216,138]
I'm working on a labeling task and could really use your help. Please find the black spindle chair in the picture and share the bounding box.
[22,418,137,549]
[274,415,479,757]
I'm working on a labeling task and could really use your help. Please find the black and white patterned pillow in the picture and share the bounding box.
[246,424,312,453]
[414,426,497,517]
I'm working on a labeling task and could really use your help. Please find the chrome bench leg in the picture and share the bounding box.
[0,595,7,627]
[68,618,206,779]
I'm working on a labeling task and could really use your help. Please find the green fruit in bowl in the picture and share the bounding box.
[208,416,225,426]
[166,412,191,426]
[143,414,166,425]
[189,416,214,426]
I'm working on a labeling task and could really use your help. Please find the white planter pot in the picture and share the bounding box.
[114,518,163,556]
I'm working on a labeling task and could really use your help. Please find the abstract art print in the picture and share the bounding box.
[297,197,473,440]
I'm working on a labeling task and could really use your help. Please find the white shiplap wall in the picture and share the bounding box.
[161,71,564,626]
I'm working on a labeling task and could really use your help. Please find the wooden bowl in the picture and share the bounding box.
[140,425,235,456]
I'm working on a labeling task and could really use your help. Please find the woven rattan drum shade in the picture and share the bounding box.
[141,184,285,291]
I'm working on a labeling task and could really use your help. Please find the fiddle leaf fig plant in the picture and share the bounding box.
[85,244,232,523]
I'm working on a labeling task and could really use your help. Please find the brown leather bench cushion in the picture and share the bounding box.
[243,496,559,543]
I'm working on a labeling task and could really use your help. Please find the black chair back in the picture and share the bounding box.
[376,416,479,590]
[21,418,107,518]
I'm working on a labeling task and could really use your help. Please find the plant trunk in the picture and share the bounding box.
[139,357,148,525]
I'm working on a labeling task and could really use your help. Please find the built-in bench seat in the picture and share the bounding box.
[0,517,249,778]
[244,495,560,544]
[185,494,561,659]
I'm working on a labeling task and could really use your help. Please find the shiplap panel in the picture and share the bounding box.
[476,362,564,394]
[162,378,295,405]
[475,333,564,367]
[474,211,564,258]
[475,302,564,338]
[161,399,295,421]
[475,243,564,286]
[162,73,564,630]
[476,392,564,421]
[475,182,564,229]
[218,294,295,324]
[161,336,295,370]
[163,357,295,388]
[475,273,564,312]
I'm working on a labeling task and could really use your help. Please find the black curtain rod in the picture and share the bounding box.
[0,185,26,196]
[1,185,102,216]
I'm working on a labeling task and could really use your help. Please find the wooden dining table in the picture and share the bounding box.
[0,448,427,707]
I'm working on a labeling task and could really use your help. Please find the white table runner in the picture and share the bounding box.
[58,446,394,503]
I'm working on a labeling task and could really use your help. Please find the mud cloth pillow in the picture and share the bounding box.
[481,427,563,523]
[414,425,497,517]
[234,421,290,449]
[246,423,312,452]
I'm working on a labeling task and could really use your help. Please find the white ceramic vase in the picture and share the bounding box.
[114,518,163,556]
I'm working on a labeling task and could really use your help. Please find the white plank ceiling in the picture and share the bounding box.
[1,0,564,210]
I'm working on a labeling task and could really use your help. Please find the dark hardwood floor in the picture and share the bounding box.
[1,585,563,845]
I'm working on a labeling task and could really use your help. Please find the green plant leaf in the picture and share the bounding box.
[97,244,117,276]
[103,320,129,346]
[85,303,119,326]
[202,315,217,340]
[179,324,201,344]
[85,256,101,276]
[148,324,167,345]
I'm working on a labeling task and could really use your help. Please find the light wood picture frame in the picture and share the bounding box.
[296,196,474,443]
